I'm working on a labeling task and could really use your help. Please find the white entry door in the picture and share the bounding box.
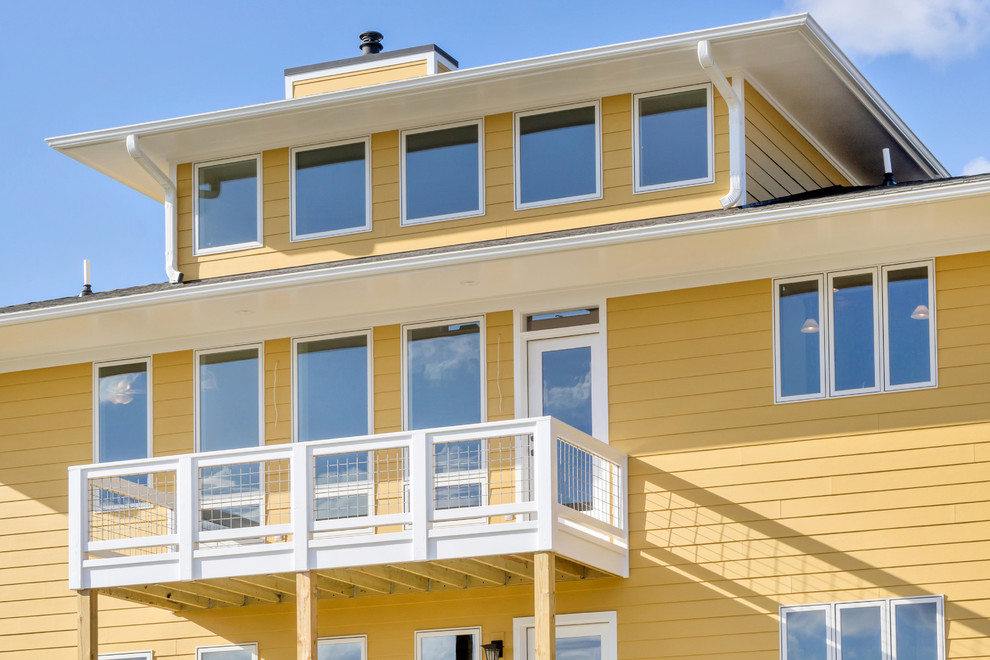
[527,333,606,440]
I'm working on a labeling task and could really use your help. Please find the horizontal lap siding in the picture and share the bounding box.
[606,250,990,659]
[744,83,849,204]
[179,92,729,280]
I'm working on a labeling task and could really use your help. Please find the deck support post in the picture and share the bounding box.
[78,589,98,660]
[297,570,318,660]
[534,551,556,660]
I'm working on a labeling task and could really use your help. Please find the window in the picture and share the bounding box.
[633,84,713,192]
[318,635,367,660]
[401,121,484,225]
[774,261,935,402]
[513,611,618,660]
[194,156,262,254]
[95,359,151,463]
[197,645,257,660]
[515,102,601,209]
[780,596,944,660]
[294,333,372,442]
[292,139,372,240]
[99,653,153,660]
[405,320,485,511]
[415,627,481,660]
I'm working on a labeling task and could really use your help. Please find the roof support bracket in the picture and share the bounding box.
[697,40,746,209]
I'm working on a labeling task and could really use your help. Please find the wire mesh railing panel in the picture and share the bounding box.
[87,470,176,557]
[373,446,407,517]
[198,458,290,547]
[557,438,621,527]
[432,435,533,511]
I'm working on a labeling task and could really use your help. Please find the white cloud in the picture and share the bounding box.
[543,372,592,412]
[785,0,990,60]
[962,156,990,175]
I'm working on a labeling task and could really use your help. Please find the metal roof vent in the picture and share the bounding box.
[360,31,384,55]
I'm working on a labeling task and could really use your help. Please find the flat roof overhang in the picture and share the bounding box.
[47,14,945,203]
[2,177,988,374]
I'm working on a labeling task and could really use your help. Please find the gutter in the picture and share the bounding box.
[697,39,746,209]
[125,135,183,284]
[3,174,989,327]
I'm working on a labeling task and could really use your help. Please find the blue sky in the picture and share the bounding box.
[1,0,988,307]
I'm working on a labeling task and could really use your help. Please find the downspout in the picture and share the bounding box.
[697,40,746,209]
[125,134,184,284]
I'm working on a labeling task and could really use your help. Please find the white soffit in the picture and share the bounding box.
[47,14,945,202]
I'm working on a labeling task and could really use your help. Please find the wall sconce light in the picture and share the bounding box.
[482,640,503,659]
[910,304,930,320]
[800,318,820,334]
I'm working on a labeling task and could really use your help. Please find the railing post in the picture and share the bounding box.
[533,418,556,551]
[68,468,84,590]
[291,441,311,571]
[410,432,429,561]
[176,455,194,581]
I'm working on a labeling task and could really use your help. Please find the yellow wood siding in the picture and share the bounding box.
[374,324,401,434]
[265,339,291,446]
[292,60,430,98]
[486,311,514,422]
[154,350,193,457]
[744,83,850,203]
[177,93,730,280]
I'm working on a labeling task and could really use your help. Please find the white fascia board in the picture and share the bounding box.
[4,176,988,329]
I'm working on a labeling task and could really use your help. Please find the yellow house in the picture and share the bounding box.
[3,14,990,660]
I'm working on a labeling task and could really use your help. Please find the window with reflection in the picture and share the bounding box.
[402,122,483,224]
[774,262,935,402]
[318,636,367,660]
[198,347,261,451]
[293,140,370,239]
[96,360,150,463]
[197,644,257,660]
[780,596,943,660]
[416,628,480,660]
[296,334,370,442]
[516,104,600,208]
[195,157,260,252]
[635,85,712,191]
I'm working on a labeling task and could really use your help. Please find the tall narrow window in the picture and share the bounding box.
[95,360,150,463]
[292,139,371,240]
[402,121,484,225]
[516,103,601,209]
[634,85,713,192]
[775,277,824,401]
[884,264,935,389]
[194,156,261,254]
[295,334,371,442]
[405,321,483,430]
[197,347,262,451]
[829,269,879,396]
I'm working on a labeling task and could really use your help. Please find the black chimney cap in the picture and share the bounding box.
[360,31,384,55]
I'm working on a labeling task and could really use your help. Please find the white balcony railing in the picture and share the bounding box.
[68,417,628,591]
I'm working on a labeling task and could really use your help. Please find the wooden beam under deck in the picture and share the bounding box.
[96,553,613,610]
[77,589,98,660]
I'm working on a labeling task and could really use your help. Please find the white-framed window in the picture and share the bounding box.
[774,261,936,403]
[291,137,372,241]
[415,627,482,660]
[513,611,618,660]
[318,635,367,660]
[293,331,373,442]
[99,652,153,660]
[197,644,258,660]
[780,596,944,660]
[401,119,485,225]
[633,83,714,193]
[404,318,486,511]
[515,101,602,210]
[94,358,152,463]
[193,155,263,255]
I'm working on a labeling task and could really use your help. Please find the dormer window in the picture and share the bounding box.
[194,156,262,254]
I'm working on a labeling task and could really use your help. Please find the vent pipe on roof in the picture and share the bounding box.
[697,40,746,209]
[359,31,384,55]
[882,148,896,186]
[125,134,184,285]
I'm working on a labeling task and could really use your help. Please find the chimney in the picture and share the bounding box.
[359,31,384,55]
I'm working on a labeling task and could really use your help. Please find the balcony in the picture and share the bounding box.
[68,417,628,610]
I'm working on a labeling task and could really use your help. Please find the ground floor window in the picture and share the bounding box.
[513,611,617,660]
[196,645,257,660]
[319,635,367,660]
[780,596,944,660]
[99,653,153,660]
[416,627,482,660]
